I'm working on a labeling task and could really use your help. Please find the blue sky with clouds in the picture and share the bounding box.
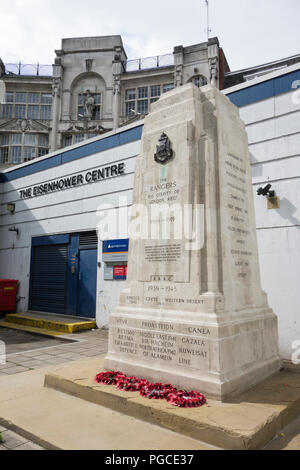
[1,0,300,71]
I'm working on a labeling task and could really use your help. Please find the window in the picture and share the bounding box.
[11,134,22,145]
[38,134,49,147]
[38,148,48,158]
[138,100,148,115]
[193,75,208,88]
[0,91,52,121]
[38,134,49,158]
[125,89,136,101]
[0,147,9,165]
[1,104,13,119]
[138,87,148,99]
[163,83,174,93]
[40,105,52,120]
[63,135,73,147]
[11,146,22,164]
[125,101,136,117]
[24,134,36,146]
[93,94,101,120]
[5,92,14,103]
[0,135,9,146]
[28,105,39,119]
[15,105,26,119]
[0,132,49,166]
[24,147,36,162]
[28,93,39,104]
[125,83,173,117]
[150,85,161,104]
[74,134,85,144]
[0,135,9,165]
[41,93,53,104]
[16,92,27,103]
[62,133,101,148]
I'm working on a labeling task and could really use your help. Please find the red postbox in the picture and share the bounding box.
[0,280,18,312]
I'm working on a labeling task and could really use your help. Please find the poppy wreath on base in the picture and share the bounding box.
[116,376,148,392]
[94,371,125,386]
[166,390,207,408]
[94,371,207,408]
[139,382,177,400]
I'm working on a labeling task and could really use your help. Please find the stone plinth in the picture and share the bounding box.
[104,83,280,401]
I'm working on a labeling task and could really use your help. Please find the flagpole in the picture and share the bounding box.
[205,0,211,41]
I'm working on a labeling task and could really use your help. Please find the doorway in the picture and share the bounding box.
[29,231,98,318]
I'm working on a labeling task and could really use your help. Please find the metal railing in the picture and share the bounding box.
[4,63,53,77]
[3,54,174,76]
[126,53,174,72]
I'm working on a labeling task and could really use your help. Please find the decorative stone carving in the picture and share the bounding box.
[113,75,121,95]
[52,78,61,98]
[84,90,95,119]
[85,59,93,73]
[210,58,219,87]
[154,133,173,164]
[0,118,49,132]
[174,65,183,87]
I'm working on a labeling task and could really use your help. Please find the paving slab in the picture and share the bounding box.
[44,356,300,450]
[14,442,44,450]
[0,360,216,450]
[4,366,29,375]
[265,416,300,450]
[1,430,28,449]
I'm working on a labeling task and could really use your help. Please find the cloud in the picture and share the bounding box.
[0,0,300,71]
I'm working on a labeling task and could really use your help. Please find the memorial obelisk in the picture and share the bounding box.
[104,83,280,400]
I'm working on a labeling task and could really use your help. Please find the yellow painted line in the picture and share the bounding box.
[0,321,66,338]
[5,314,96,334]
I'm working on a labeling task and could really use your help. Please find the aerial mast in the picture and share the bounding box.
[205,0,212,40]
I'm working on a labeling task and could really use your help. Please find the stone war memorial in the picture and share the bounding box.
[104,83,280,401]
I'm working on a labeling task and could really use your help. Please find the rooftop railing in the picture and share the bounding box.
[3,53,174,76]
[126,53,174,72]
[4,63,53,76]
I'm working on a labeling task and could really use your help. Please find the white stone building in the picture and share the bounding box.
[0,35,228,169]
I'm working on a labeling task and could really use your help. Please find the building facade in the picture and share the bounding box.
[0,63,300,362]
[0,35,229,169]
[224,63,300,360]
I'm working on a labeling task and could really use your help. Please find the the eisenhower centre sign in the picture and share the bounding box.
[19,162,126,199]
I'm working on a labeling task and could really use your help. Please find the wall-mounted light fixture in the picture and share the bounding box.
[7,203,15,214]
[9,226,19,235]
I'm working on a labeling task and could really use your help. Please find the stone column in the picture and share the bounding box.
[173,46,184,87]
[113,75,121,129]
[50,79,60,152]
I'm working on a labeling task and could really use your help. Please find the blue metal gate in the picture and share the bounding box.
[29,232,97,318]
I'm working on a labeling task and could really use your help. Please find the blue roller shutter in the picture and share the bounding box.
[30,244,68,314]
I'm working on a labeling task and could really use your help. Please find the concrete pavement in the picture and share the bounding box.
[0,327,299,450]
[0,358,217,450]
[0,328,108,376]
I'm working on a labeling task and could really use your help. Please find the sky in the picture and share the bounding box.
[1,0,300,72]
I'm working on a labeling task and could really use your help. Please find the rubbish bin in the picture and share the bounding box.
[0,280,18,313]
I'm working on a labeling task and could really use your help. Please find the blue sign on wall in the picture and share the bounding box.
[102,239,129,253]
[102,239,129,262]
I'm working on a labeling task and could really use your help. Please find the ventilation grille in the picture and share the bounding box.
[79,231,98,247]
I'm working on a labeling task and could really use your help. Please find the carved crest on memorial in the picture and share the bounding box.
[154,132,173,164]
